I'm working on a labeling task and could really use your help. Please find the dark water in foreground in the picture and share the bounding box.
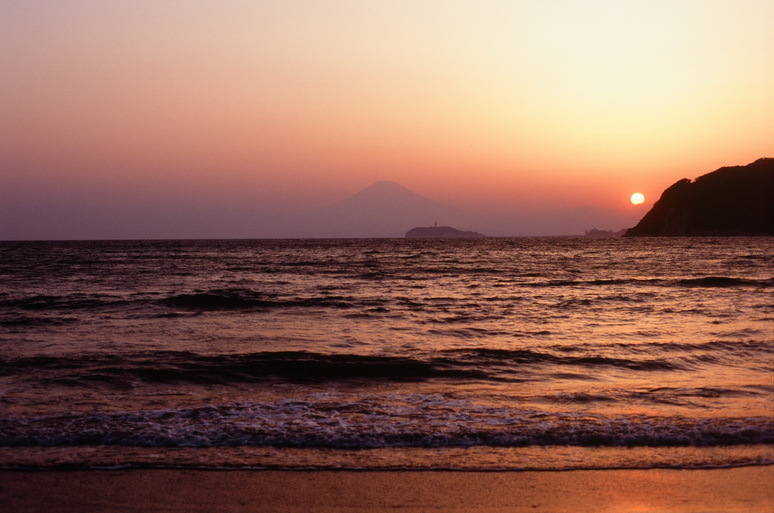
[0,238,772,470]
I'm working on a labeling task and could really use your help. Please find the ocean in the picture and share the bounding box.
[0,237,772,470]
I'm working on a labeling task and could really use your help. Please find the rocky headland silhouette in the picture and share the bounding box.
[405,225,486,239]
[625,158,773,236]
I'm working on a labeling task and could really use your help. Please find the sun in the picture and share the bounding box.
[630,192,645,205]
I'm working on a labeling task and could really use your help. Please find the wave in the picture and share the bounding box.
[0,344,735,388]
[0,316,78,327]
[1,400,771,449]
[440,347,685,372]
[0,351,484,386]
[0,289,362,313]
[159,290,356,310]
[3,334,768,389]
[0,294,131,311]
[543,278,637,287]
[537,277,772,288]
[675,276,774,288]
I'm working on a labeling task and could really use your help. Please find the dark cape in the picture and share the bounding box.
[625,158,774,236]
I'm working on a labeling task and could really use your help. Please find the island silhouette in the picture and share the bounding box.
[625,158,773,236]
[405,225,486,238]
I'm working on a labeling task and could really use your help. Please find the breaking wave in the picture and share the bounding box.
[1,398,771,449]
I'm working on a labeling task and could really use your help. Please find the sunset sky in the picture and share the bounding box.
[2,0,772,238]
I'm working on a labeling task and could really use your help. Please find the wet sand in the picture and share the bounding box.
[1,466,772,512]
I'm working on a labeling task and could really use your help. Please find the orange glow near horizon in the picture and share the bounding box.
[1,1,772,236]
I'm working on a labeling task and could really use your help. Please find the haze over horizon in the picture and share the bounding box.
[2,1,772,239]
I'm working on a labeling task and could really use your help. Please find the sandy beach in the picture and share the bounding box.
[1,466,772,513]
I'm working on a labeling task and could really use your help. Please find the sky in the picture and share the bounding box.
[1,0,773,238]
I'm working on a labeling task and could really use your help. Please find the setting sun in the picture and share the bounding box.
[630,193,645,205]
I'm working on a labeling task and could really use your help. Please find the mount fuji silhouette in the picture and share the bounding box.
[298,181,472,238]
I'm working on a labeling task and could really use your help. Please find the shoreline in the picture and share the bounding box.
[2,466,772,512]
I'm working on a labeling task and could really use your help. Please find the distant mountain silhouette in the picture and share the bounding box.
[298,181,471,238]
[405,225,486,238]
[625,158,774,236]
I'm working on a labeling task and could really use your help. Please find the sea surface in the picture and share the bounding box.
[0,237,772,470]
